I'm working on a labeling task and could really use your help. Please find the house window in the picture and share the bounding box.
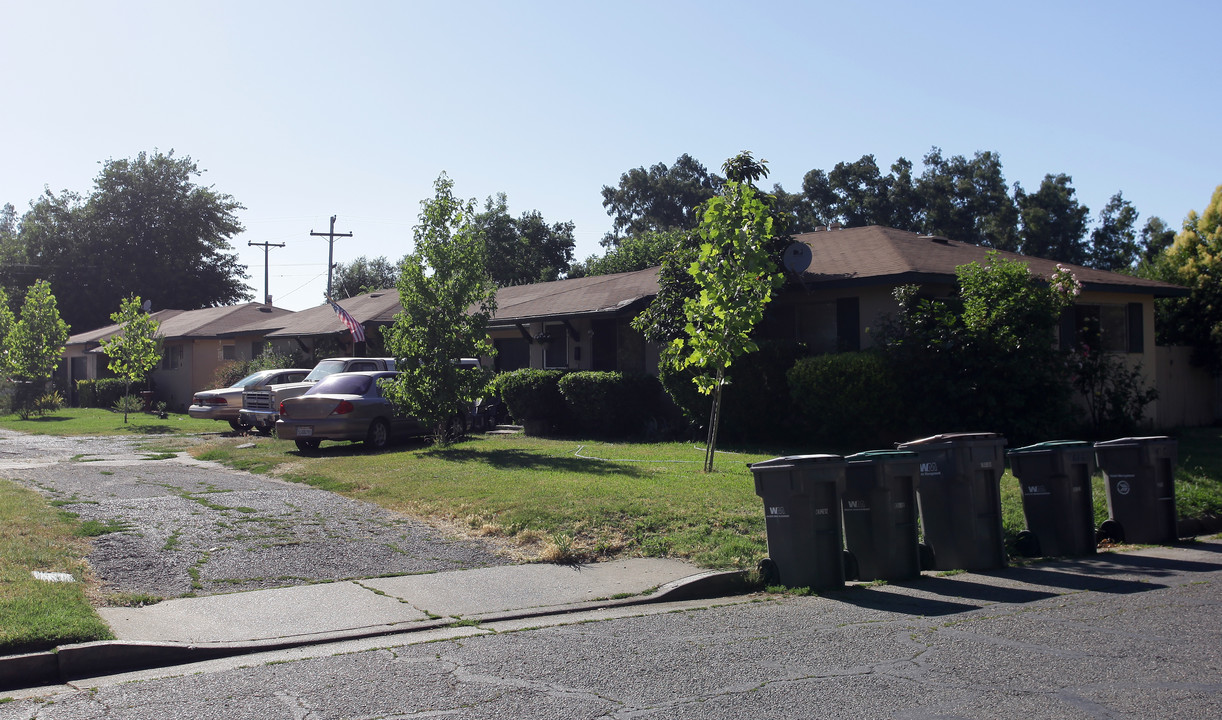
[494,337,530,372]
[796,298,859,353]
[543,324,568,368]
[1063,303,1143,353]
[221,344,236,361]
[161,345,184,370]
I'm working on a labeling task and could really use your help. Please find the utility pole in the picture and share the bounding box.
[310,215,353,300]
[248,240,286,305]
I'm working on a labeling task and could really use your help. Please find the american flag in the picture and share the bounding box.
[329,300,366,343]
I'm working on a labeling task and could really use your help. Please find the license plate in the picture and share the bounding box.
[296,426,313,437]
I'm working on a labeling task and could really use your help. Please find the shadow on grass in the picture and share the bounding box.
[122,423,178,435]
[424,446,651,478]
[8,415,72,422]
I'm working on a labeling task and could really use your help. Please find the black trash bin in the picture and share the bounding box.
[750,454,847,591]
[1093,436,1178,545]
[842,450,922,582]
[896,433,1008,572]
[1007,441,1097,558]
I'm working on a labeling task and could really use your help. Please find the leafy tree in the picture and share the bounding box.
[664,154,783,472]
[879,253,1081,444]
[383,174,497,442]
[1015,174,1091,264]
[0,203,19,298]
[1147,184,1222,373]
[1137,216,1176,267]
[600,154,721,245]
[331,255,401,299]
[100,295,163,423]
[1088,192,1139,271]
[473,194,576,286]
[13,150,249,330]
[917,148,1020,250]
[3,280,69,417]
[569,229,686,278]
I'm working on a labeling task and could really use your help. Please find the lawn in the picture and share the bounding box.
[0,407,223,437]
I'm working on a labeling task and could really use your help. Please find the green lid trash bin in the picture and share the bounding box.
[843,450,922,582]
[896,432,1008,572]
[1093,436,1178,545]
[1007,440,1096,558]
[750,454,847,591]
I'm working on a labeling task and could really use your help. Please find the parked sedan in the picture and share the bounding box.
[188,368,310,430]
[275,371,427,452]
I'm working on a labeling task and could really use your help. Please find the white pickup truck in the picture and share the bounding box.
[238,357,396,434]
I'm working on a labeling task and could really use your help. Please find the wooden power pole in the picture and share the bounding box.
[310,215,353,300]
[248,239,286,305]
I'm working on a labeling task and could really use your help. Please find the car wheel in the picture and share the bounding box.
[366,419,390,450]
[228,419,250,432]
[295,438,321,452]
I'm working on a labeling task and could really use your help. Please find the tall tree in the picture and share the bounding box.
[3,280,69,416]
[474,194,576,286]
[1137,216,1176,266]
[1147,184,1222,373]
[569,229,686,278]
[917,148,1019,250]
[14,150,250,330]
[664,153,783,472]
[330,255,401,299]
[100,295,163,423]
[600,154,721,244]
[1016,174,1091,264]
[383,174,497,443]
[1088,192,1139,271]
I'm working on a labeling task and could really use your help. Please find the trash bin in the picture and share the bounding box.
[896,433,1008,572]
[750,454,847,591]
[1093,436,1178,545]
[843,450,922,582]
[1007,441,1096,558]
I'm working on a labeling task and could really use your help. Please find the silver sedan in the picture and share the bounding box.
[188,368,310,430]
[275,371,426,452]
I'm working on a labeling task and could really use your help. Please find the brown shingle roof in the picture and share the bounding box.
[250,291,404,337]
[489,267,660,325]
[67,304,294,345]
[791,225,1186,296]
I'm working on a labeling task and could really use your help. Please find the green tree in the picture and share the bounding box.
[100,295,163,423]
[331,255,401,299]
[600,154,722,245]
[917,148,1020,250]
[1088,192,1139,271]
[665,154,783,472]
[1016,174,1091,264]
[1138,216,1177,267]
[383,174,497,443]
[14,150,249,330]
[473,194,576,286]
[1147,184,1222,373]
[568,229,686,277]
[3,280,70,417]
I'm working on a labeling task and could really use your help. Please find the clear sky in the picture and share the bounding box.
[3,1,1218,312]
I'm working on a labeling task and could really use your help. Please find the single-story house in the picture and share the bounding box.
[63,303,295,411]
[220,291,405,360]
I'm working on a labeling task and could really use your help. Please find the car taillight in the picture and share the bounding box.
[211,397,227,406]
[333,400,355,415]
[279,401,287,416]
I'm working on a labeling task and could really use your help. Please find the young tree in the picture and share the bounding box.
[3,280,70,417]
[383,174,497,443]
[665,154,783,472]
[100,295,163,423]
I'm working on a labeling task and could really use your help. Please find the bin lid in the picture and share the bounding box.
[749,454,843,471]
[897,432,1002,448]
[845,449,918,462]
[1094,436,1174,448]
[1007,440,1091,455]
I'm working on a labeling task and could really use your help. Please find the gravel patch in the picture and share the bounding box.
[0,429,511,600]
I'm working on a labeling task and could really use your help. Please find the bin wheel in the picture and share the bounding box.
[918,543,935,571]
[1097,519,1125,545]
[1015,530,1041,558]
[757,558,779,586]
[843,550,860,582]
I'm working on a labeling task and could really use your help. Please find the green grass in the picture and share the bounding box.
[0,407,222,436]
[0,479,114,655]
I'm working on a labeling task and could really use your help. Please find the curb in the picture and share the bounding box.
[0,570,752,692]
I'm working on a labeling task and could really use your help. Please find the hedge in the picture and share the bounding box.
[75,378,129,409]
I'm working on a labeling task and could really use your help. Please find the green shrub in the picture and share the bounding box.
[788,351,904,451]
[75,378,128,408]
[495,369,569,434]
[558,371,663,438]
[210,350,301,389]
[112,394,145,415]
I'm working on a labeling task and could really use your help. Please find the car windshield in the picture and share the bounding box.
[305,374,372,396]
[233,371,272,389]
[303,359,348,383]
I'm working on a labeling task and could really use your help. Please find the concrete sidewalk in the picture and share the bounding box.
[2,558,748,690]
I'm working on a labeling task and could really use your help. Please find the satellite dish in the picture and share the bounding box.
[782,242,812,273]
[141,299,152,313]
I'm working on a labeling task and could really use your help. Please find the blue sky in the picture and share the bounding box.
[3,1,1218,312]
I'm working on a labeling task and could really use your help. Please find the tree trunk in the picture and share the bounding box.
[703,367,724,473]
